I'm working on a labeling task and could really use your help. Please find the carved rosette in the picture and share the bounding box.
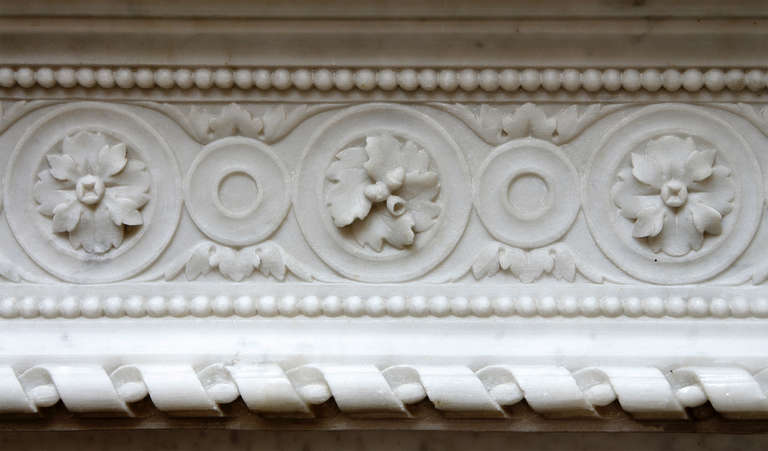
[295,104,471,282]
[34,130,151,254]
[325,133,441,252]
[611,135,735,257]
[583,104,763,284]
[4,103,182,283]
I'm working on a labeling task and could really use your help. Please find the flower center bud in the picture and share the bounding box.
[75,174,105,205]
[661,179,687,208]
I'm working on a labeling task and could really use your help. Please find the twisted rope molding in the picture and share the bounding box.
[1,294,767,319]
[1,67,767,93]
[2,364,768,419]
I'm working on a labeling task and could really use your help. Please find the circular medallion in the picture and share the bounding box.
[184,137,290,246]
[475,139,579,248]
[583,104,762,284]
[295,104,471,282]
[4,103,182,283]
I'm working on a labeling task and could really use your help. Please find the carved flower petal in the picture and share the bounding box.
[689,201,723,235]
[351,204,415,251]
[688,166,735,215]
[685,148,716,182]
[46,154,81,182]
[96,142,128,178]
[34,170,76,216]
[363,134,403,183]
[407,199,441,232]
[400,140,431,173]
[645,135,696,181]
[62,130,109,171]
[632,206,665,238]
[68,205,123,254]
[617,192,665,222]
[103,192,146,226]
[107,160,151,192]
[611,168,660,218]
[326,146,372,227]
[105,186,151,209]
[399,171,439,201]
[647,209,702,256]
[51,200,82,233]
[630,152,663,188]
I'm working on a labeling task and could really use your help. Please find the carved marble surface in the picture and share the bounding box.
[1,101,767,287]
[2,4,768,429]
[0,99,767,421]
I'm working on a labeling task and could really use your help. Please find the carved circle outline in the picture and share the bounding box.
[4,102,182,283]
[474,138,580,248]
[502,170,554,221]
[582,104,763,284]
[211,168,263,219]
[295,104,471,282]
[184,137,291,246]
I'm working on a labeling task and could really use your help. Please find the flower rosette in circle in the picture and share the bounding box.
[583,104,763,284]
[295,104,471,282]
[474,138,579,248]
[184,137,290,246]
[4,103,182,283]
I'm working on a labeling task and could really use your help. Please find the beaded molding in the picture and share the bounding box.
[2,363,767,419]
[1,294,767,319]
[5,6,768,431]
[2,67,768,93]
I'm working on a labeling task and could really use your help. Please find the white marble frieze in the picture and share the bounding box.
[1,100,768,287]
[0,94,767,420]
[2,8,768,424]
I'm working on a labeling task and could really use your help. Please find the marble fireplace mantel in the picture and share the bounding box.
[2,0,768,431]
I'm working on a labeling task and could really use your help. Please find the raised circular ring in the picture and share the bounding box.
[295,104,471,282]
[583,104,763,284]
[4,102,182,283]
[475,139,579,248]
[184,137,290,246]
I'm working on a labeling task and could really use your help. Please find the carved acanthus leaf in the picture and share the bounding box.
[432,103,617,145]
[325,133,441,252]
[164,241,316,282]
[152,103,342,144]
[467,243,605,283]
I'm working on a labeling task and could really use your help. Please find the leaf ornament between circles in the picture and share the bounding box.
[182,103,342,143]
[431,103,610,145]
[325,133,441,252]
[163,241,316,282]
[468,243,605,283]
